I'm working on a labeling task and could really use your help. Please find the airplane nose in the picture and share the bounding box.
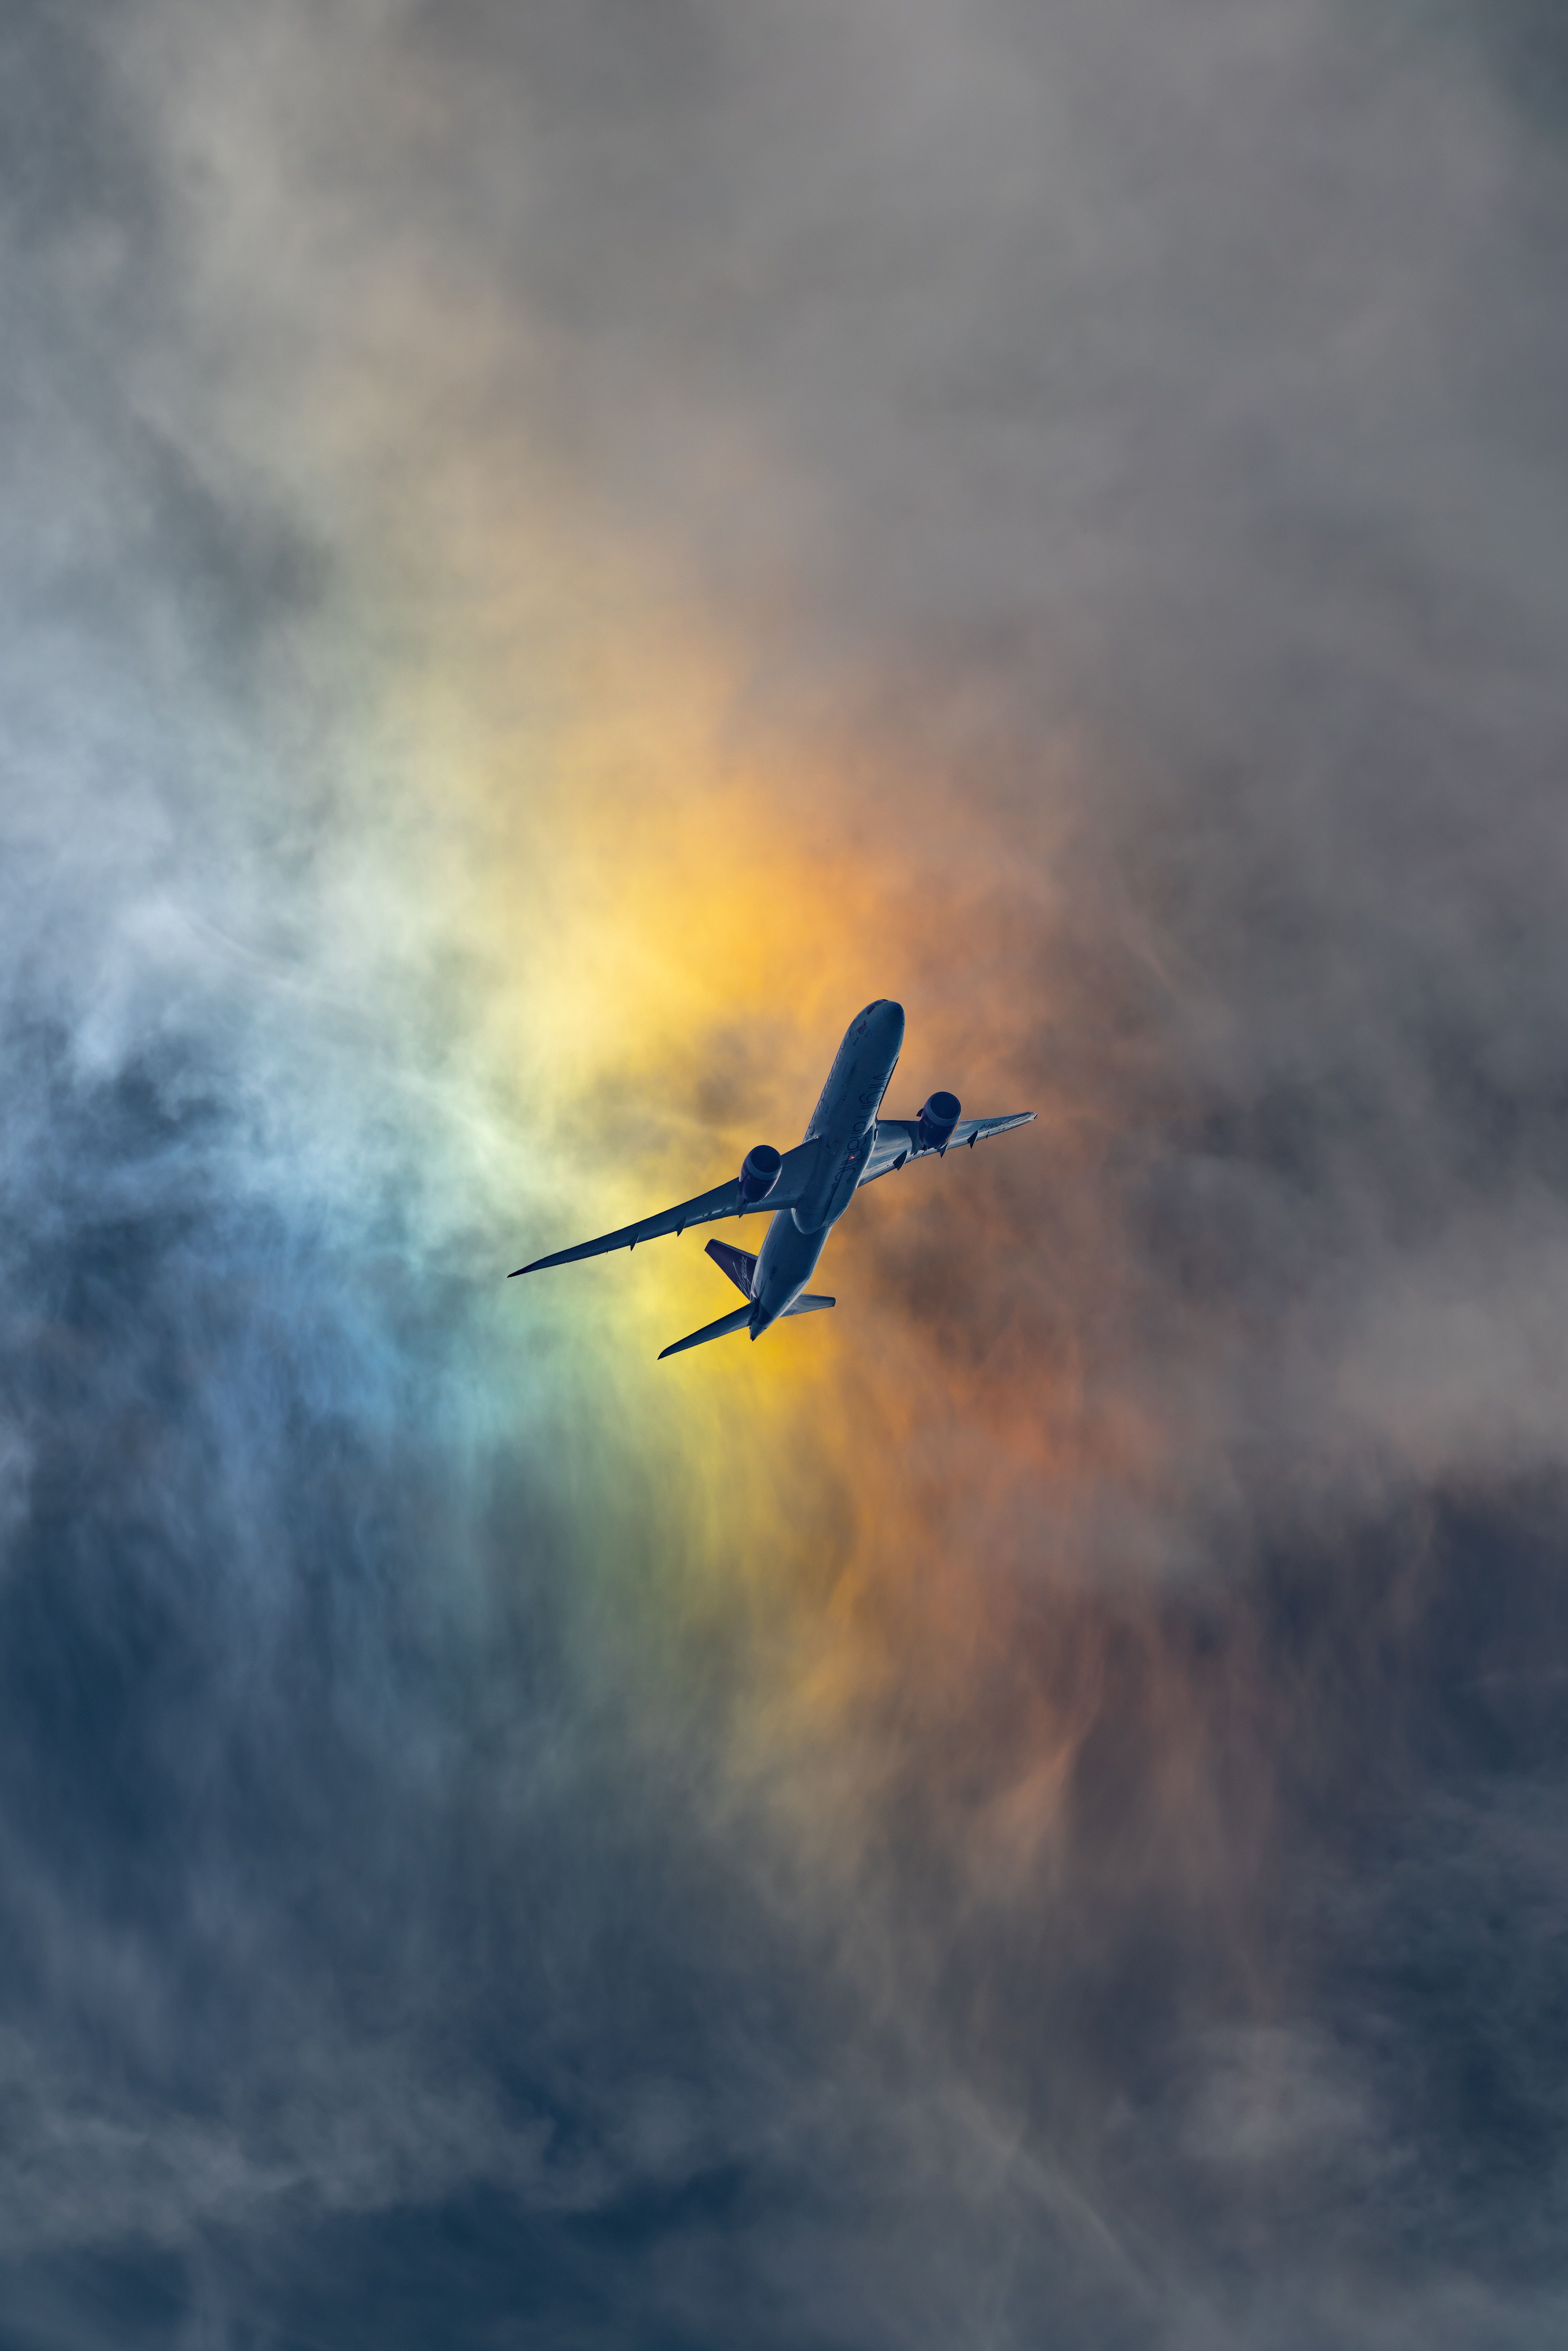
[879,999,905,1042]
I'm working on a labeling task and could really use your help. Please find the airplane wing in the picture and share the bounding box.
[859,1110,1035,1185]
[511,1137,820,1276]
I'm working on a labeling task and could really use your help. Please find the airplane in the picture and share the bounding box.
[509,999,1034,1359]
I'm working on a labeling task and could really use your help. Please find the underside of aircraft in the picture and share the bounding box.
[510,1000,1033,1359]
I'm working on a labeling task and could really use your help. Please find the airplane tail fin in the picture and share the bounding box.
[658,1304,752,1360]
[704,1239,757,1298]
[703,1243,831,1321]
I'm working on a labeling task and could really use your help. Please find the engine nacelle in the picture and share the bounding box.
[917,1091,961,1152]
[739,1143,783,1204]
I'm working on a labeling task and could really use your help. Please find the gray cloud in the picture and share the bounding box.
[3,1,1568,2344]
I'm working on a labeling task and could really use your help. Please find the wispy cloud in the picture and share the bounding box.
[3,2,1567,2343]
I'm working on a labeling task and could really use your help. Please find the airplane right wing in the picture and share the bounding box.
[949,1111,1036,1150]
[860,1110,1035,1185]
[511,1137,820,1277]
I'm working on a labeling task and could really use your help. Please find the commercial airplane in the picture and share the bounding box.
[510,1000,1034,1360]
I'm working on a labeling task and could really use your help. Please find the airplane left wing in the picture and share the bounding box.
[511,1137,819,1277]
[859,1110,1035,1185]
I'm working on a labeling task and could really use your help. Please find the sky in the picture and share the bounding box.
[3,1,1568,2344]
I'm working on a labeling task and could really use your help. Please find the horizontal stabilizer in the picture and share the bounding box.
[783,1293,834,1316]
[658,1304,752,1361]
[704,1239,758,1298]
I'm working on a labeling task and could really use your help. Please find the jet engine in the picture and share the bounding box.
[917,1091,961,1152]
[738,1143,783,1204]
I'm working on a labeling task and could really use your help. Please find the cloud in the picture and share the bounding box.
[3,1,1568,2344]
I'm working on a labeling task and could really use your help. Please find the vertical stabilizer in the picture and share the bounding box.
[704,1239,758,1298]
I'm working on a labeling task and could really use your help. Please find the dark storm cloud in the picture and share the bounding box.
[5,1,1568,2345]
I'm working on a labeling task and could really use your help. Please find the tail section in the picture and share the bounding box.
[704,1239,757,1298]
[703,1242,831,1320]
[666,1237,833,1357]
[658,1304,752,1360]
[659,1291,835,1358]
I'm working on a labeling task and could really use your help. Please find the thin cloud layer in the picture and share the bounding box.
[2,2,1567,2345]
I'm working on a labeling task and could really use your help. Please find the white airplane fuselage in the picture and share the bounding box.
[747,998,905,1337]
